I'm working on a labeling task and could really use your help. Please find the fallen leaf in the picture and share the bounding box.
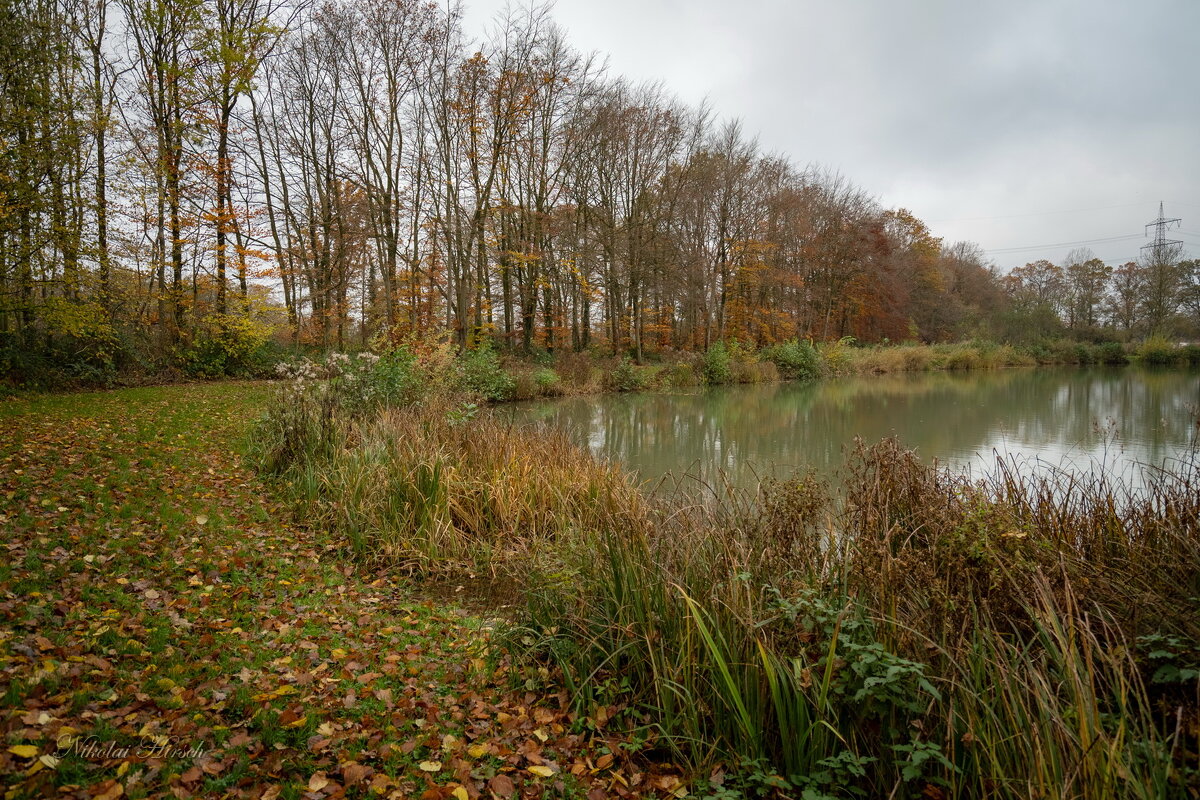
[341,761,372,785]
[417,760,442,772]
[94,781,124,800]
[488,774,516,798]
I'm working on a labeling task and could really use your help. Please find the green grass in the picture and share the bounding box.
[0,382,633,799]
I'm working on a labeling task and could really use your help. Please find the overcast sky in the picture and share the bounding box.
[460,0,1199,272]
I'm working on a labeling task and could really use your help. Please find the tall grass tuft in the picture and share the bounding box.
[515,439,1200,797]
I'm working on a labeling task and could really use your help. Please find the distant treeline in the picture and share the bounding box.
[2,0,1197,386]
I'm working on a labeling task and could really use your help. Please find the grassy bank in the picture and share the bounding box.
[9,332,1196,400]
[0,384,664,800]
[254,354,1200,799]
[473,337,1200,402]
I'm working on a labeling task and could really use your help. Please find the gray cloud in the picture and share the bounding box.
[464,0,1200,269]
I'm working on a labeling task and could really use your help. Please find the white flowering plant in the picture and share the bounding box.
[254,349,421,474]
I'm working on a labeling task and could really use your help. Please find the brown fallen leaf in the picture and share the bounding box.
[341,760,373,786]
[488,774,516,798]
[308,771,330,792]
[93,780,124,800]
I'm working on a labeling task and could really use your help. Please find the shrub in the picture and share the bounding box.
[1020,341,1065,365]
[511,371,538,400]
[1047,338,1083,364]
[177,313,272,378]
[252,358,343,475]
[456,343,515,401]
[700,341,733,385]
[817,336,856,375]
[555,350,596,388]
[40,297,122,370]
[1135,337,1182,366]
[662,361,700,388]
[755,359,780,382]
[605,357,645,392]
[1095,341,1129,365]
[993,343,1035,367]
[1074,342,1097,365]
[533,368,564,396]
[942,345,982,370]
[761,338,820,380]
[725,340,763,383]
[354,348,422,407]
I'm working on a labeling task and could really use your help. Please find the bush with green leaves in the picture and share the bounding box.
[456,343,515,401]
[253,349,426,475]
[761,338,819,380]
[1135,336,1182,366]
[700,341,733,385]
[0,298,127,387]
[1138,633,1200,686]
[177,313,273,378]
[818,336,856,375]
[330,349,424,411]
[533,368,563,396]
[41,297,121,369]
[605,358,645,392]
[1095,341,1129,365]
[664,361,700,388]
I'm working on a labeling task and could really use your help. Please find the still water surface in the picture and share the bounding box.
[505,367,1200,490]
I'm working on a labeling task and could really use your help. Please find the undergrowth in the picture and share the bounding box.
[250,349,1200,799]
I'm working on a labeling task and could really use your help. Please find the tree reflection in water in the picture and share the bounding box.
[503,367,1200,492]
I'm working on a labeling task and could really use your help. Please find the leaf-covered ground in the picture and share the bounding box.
[0,383,681,799]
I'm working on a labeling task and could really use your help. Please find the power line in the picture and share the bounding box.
[983,233,1145,254]
[929,201,1146,224]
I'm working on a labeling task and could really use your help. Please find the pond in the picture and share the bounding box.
[503,367,1200,491]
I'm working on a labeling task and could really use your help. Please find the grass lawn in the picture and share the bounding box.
[0,383,654,799]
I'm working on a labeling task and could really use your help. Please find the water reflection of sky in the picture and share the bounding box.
[504,367,1200,492]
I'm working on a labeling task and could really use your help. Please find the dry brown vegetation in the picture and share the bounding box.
[252,360,1200,798]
